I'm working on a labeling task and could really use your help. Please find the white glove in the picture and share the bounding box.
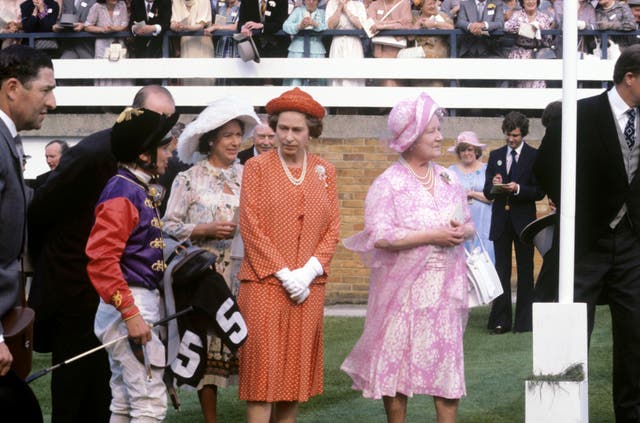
[275,267,307,301]
[291,288,310,304]
[290,257,323,291]
[577,20,586,30]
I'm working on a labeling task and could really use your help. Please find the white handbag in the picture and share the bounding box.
[465,234,503,307]
[372,36,407,49]
[397,45,425,58]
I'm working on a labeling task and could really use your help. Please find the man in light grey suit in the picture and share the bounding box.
[0,45,56,376]
[456,0,505,57]
[53,0,97,59]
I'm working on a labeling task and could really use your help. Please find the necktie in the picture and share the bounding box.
[625,108,636,149]
[14,134,24,157]
[477,0,485,18]
[507,148,517,180]
[146,1,153,15]
[260,0,267,19]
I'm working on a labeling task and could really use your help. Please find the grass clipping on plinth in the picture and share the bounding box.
[527,363,585,391]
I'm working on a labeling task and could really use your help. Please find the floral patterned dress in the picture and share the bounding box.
[341,161,471,400]
[162,159,243,387]
[504,9,555,88]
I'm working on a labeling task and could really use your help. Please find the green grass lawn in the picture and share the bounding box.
[30,305,614,422]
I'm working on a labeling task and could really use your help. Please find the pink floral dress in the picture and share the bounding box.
[341,161,471,400]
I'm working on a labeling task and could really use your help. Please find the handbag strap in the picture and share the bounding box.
[380,0,404,22]
[464,231,488,257]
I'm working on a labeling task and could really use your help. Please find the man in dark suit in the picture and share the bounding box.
[455,0,505,58]
[28,85,175,422]
[0,45,56,376]
[129,0,172,58]
[30,139,69,190]
[238,0,290,58]
[237,117,276,164]
[535,45,640,422]
[484,111,544,334]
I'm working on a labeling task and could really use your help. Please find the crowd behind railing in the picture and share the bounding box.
[2,0,640,77]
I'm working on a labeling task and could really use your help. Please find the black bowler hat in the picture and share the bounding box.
[0,370,43,422]
[111,107,180,163]
[520,213,556,256]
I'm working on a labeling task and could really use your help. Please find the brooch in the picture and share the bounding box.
[315,165,328,187]
[440,171,452,184]
[497,160,503,166]
[487,3,496,9]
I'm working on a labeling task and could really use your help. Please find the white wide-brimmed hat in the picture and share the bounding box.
[177,96,260,164]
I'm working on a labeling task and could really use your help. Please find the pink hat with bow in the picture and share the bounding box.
[387,92,439,153]
[447,130,486,153]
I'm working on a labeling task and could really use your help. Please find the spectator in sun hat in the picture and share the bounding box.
[448,130,495,264]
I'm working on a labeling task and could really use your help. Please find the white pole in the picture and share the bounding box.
[558,0,578,303]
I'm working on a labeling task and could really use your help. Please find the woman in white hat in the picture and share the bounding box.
[162,96,259,423]
[447,130,494,263]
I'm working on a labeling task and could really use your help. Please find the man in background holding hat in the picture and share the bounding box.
[28,85,175,422]
[536,44,640,423]
[238,0,290,61]
[0,45,55,378]
[484,111,545,334]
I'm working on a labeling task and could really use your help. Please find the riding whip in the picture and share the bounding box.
[25,306,193,383]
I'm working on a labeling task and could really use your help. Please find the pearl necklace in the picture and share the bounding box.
[399,157,434,188]
[278,147,307,186]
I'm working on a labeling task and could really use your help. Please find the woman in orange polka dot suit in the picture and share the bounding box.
[237,88,341,423]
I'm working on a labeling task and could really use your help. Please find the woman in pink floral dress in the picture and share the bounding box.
[341,92,474,423]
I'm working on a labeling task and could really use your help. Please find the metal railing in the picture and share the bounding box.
[0,28,635,59]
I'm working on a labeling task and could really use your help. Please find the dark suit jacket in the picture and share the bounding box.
[484,143,545,241]
[237,146,255,165]
[455,0,504,57]
[27,129,116,344]
[28,170,51,190]
[129,0,172,58]
[536,91,640,260]
[157,152,190,215]
[20,0,59,33]
[0,120,28,334]
[237,0,289,57]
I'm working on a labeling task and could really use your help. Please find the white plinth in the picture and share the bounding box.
[525,302,589,423]
[526,380,588,423]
